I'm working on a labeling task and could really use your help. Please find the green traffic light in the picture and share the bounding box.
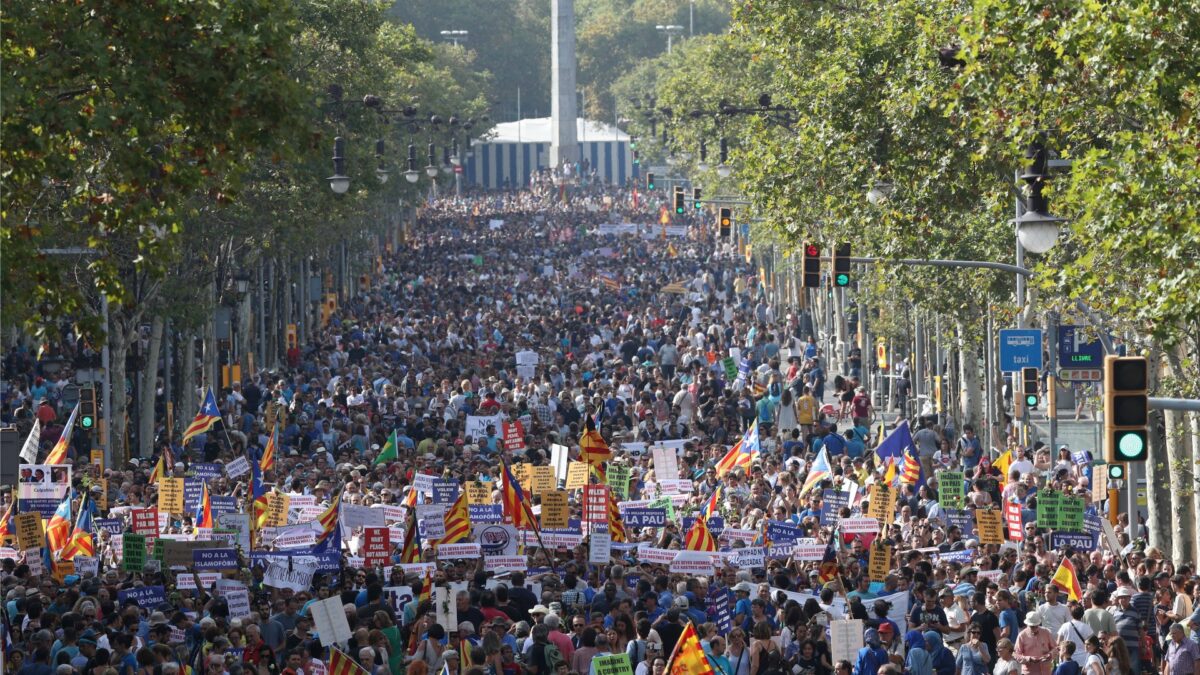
[1117,431,1145,458]
[1107,464,1125,480]
[81,416,95,429]
[835,274,850,287]
[1025,394,1038,407]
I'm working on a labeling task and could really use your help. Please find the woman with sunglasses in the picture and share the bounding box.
[950,624,988,672]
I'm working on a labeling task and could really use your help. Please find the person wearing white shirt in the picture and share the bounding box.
[1056,603,1094,669]
[1038,584,1072,637]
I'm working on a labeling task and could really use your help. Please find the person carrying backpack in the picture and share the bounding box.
[525,624,565,675]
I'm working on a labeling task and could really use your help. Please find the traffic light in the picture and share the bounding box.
[646,172,656,190]
[1104,355,1149,463]
[1107,463,1126,480]
[673,186,685,215]
[79,385,97,430]
[692,187,702,210]
[832,243,851,287]
[718,208,732,238]
[802,242,820,288]
[1021,367,1039,409]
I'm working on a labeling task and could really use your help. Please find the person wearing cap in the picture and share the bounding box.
[1112,586,1144,672]
[1013,611,1055,675]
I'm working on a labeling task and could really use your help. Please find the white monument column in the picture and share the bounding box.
[550,0,579,168]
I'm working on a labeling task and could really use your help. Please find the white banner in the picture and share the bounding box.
[437,543,482,559]
[341,504,387,529]
[224,456,250,480]
[840,517,881,534]
[792,544,827,561]
[636,546,679,564]
[263,559,318,592]
[176,572,221,591]
[310,595,353,646]
[465,415,502,441]
[589,529,612,564]
[483,556,527,572]
[670,550,717,576]
[652,446,680,480]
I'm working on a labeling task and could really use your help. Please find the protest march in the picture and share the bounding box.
[2,181,1198,675]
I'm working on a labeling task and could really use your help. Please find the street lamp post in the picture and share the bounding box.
[655,25,683,53]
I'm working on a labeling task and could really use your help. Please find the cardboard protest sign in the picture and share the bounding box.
[530,466,556,495]
[938,471,965,510]
[265,492,291,527]
[131,508,160,535]
[157,478,185,514]
[193,548,239,571]
[15,513,43,551]
[820,490,851,526]
[565,462,590,489]
[1037,490,1061,529]
[540,491,570,530]
[592,654,634,675]
[466,481,492,505]
[867,483,895,524]
[652,446,679,481]
[582,485,609,524]
[867,539,890,582]
[74,555,98,577]
[224,456,250,480]
[431,479,460,505]
[502,421,526,452]
[310,595,353,646]
[976,508,1004,545]
[589,527,612,565]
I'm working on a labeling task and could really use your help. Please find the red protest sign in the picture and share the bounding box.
[1004,501,1024,541]
[132,508,160,535]
[502,421,526,451]
[583,485,609,525]
[362,527,391,567]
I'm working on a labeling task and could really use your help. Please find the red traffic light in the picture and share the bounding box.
[804,244,819,257]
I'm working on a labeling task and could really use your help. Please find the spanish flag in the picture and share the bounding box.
[665,622,714,675]
[1051,557,1082,602]
[683,514,717,552]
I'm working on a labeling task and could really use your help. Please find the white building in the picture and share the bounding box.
[467,117,634,189]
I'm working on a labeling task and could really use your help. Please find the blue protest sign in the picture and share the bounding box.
[210,496,238,519]
[95,518,124,535]
[192,463,223,480]
[1050,531,1096,552]
[945,510,976,538]
[765,544,795,560]
[118,585,166,608]
[432,479,460,504]
[821,490,851,526]
[18,498,59,519]
[707,586,733,635]
[622,508,667,528]
[183,478,204,512]
[469,504,502,523]
[998,329,1043,371]
[193,548,239,570]
[765,520,805,544]
[543,518,582,535]
[682,515,725,538]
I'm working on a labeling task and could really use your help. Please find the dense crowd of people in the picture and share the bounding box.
[2,186,1199,675]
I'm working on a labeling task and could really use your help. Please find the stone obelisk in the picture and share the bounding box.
[550,0,579,169]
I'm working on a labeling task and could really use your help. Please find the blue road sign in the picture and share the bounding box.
[1058,325,1105,370]
[998,329,1043,371]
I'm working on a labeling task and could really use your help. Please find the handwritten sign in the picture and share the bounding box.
[976,509,1004,545]
[530,466,556,495]
[224,456,250,480]
[593,654,634,675]
[1005,501,1024,541]
[466,481,492,505]
[437,543,482,559]
[607,465,631,499]
[123,533,147,572]
[868,539,890,581]
[938,471,965,510]
[132,508,161,535]
[565,462,590,490]
[265,492,291,527]
[157,478,185,514]
[264,559,318,592]
[1058,495,1085,532]
[540,492,570,530]
[583,485,609,524]
[867,483,895,523]
[15,512,43,551]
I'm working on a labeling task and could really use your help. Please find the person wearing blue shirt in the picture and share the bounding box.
[822,424,846,457]
[844,429,865,459]
[997,592,1020,641]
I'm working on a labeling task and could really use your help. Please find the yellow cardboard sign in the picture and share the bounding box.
[157,478,185,514]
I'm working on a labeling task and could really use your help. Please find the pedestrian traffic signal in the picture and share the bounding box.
[79,385,96,430]
[1104,355,1149,463]
[1107,463,1126,480]
[802,242,821,288]
[1021,367,1039,408]
[832,243,851,287]
[646,173,656,190]
[693,187,702,210]
[719,208,732,238]
[673,186,685,214]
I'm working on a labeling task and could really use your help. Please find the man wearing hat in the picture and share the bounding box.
[1112,586,1144,672]
[1013,611,1055,675]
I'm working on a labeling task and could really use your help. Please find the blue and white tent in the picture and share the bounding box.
[466,117,634,189]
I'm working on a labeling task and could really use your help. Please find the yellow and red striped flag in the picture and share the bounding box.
[43,403,80,464]
[182,388,221,445]
[260,421,278,472]
[607,489,627,543]
[327,645,370,675]
[438,490,472,545]
[500,459,537,530]
[683,513,717,552]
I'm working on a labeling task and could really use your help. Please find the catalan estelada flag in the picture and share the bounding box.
[1051,557,1083,602]
[250,457,269,528]
[43,403,79,464]
[260,421,278,472]
[182,388,221,445]
[499,459,537,530]
[313,491,342,552]
[438,490,471,545]
[0,499,15,543]
[45,491,73,558]
[898,449,924,488]
[194,481,215,531]
[714,421,759,477]
[665,622,714,675]
[61,495,95,560]
[798,448,832,498]
[684,514,717,552]
[699,483,723,520]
